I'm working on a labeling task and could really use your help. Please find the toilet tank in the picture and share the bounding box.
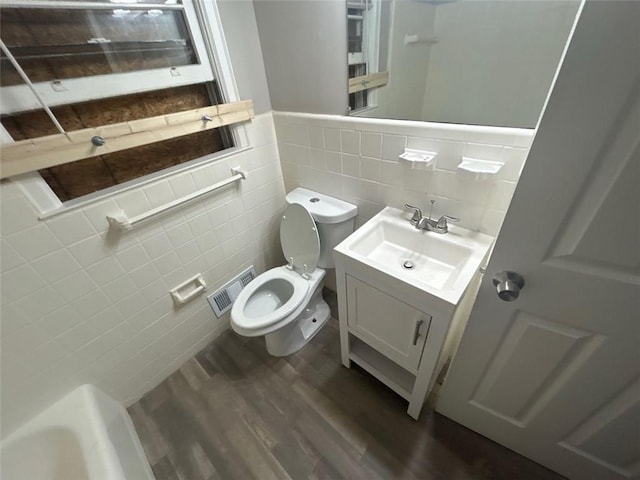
[285,188,358,269]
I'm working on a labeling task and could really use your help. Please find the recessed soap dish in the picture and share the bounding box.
[457,157,504,181]
[398,148,437,170]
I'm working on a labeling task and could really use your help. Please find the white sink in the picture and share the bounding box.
[334,207,494,306]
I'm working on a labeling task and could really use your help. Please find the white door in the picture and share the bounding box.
[436,2,640,480]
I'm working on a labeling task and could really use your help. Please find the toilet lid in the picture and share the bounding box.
[280,203,320,274]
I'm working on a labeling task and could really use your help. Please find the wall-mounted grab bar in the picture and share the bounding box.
[106,166,246,231]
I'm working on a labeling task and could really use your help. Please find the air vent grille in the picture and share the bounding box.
[213,290,232,312]
[240,270,255,286]
[207,265,257,318]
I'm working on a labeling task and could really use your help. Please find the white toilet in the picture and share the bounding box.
[230,188,357,356]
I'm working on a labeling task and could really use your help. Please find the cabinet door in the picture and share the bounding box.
[346,275,431,373]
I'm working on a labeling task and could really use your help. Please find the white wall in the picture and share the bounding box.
[275,111,532,236]
[253,0,348,115]
[0,114,286,437]
[421,0,580,128]
[0,1,283,437]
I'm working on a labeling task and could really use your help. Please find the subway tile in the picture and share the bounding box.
[308,126,324,149]
[168,172,197,199]
[101,275,137,303]
[47,211,96,246]
[67,235,110,267]
[72,290,110,319]
[1,323,49,358]
[187,213,213,239]
[129,262,161,289]
[115,244,150,271]
[486,181,517,210]
[288,144,312,166]
[139,279,168,304]
[341,154,360,177]
[340,130,359,155]
[324,151,342,173]
[7,224,61,262]
[85,308,125,339]
[115,189,152,218]
[82,199,120,233]
[31,249,81,284]
[323,128,341,152]
[175,241,201,264]
[38,305,83,337]
[480,208,508,236]
[141,232,173,259]
[310,148,325,170]
[464,143,505,162]
[144,182,175,209]
[14,286,67,322]
[380,161,403,187]
[86,256,125,285]
[1,304,30,336]
[191,165,217,191]
[381,134,407,161]
[116,292,148,321]
[1,265,46,302]
[278,122,308,146]
[0,196,39,236]
[402,167,432,193]
[52,270,96,303]
[500,147,530,181]
[1,238,24,273]
[361,132,383,158]
[360,157,381,182]
[31,341,68,367]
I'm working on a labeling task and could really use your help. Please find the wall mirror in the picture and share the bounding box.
[347,0,581,128]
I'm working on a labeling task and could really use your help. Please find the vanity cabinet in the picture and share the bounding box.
[346,276,431,374]
[335,264,458,421]
[333,206,493,420]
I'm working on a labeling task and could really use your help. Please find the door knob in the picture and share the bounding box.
[492,271,525,302]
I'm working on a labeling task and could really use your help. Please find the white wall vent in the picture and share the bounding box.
[207,265,257,318]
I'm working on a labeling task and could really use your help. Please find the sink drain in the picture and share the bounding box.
[402,260,415,270]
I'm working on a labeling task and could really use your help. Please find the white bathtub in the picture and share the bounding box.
[0,385,154,480]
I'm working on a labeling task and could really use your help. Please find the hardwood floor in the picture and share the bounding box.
[129,312,564,480]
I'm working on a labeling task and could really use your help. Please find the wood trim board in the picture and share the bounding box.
[348,71,389,94]
[0,99,254,179]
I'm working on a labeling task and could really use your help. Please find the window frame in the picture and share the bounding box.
[0,0,250,218]
[0,0,215,114]
[347,0,382,114]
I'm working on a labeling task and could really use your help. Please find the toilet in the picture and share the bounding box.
[230,188,357,356]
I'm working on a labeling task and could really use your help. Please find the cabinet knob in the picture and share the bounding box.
[412,319,425,345]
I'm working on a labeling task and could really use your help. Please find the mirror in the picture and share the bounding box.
[347,0,581,128]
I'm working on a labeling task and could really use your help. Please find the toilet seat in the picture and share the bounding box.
[231,266,321,337]
[280,203,320,274]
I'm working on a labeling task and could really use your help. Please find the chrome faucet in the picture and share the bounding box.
[404,201,460,234]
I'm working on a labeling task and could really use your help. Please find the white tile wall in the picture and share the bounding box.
[0,113,286,437]
[275,112,533,234]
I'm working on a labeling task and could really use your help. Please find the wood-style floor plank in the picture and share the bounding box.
[130,310,565,480]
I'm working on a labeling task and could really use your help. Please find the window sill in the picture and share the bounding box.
[36,145,251,221]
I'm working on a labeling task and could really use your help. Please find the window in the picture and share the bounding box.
[347,0,382,113]
[0,0,240,205]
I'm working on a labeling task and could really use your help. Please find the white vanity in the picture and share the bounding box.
[333,207,493,419]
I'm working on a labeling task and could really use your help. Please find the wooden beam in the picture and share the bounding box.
[348,71,389,94]
[0,99,254,179]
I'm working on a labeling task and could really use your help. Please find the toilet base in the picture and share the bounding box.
[265,289,330,357]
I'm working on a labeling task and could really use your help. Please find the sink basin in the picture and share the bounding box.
[334,207,494,306]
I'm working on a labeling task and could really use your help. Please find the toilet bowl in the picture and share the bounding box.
[230,188,357,356]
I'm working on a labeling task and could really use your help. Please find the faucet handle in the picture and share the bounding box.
[436,214,460,229]
[404,204,422,225]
